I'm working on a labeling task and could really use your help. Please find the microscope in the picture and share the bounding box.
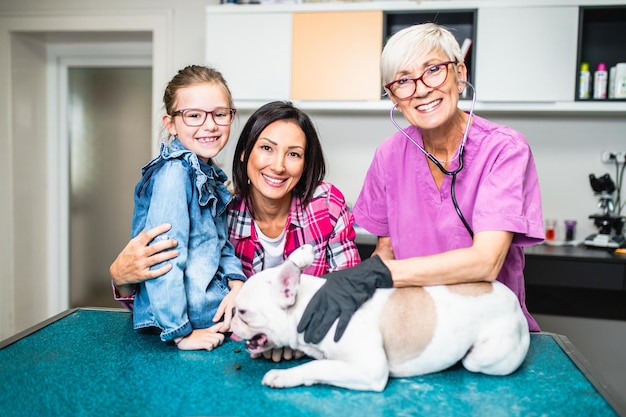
[583,173,625,249]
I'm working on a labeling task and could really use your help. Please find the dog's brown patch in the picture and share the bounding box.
[446,282,493,296]
[380,288,436,366]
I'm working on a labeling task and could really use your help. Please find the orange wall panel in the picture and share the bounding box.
[291,11,383,101]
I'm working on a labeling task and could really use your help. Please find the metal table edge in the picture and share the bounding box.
[0,307,127,350]
[546,331,626,417]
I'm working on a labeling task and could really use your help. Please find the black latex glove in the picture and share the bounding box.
[297,256,393,344]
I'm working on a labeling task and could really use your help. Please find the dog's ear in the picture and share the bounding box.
[275,261,301,309]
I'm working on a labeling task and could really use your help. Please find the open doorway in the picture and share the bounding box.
[67,66,152,307]
[48,42,153,309]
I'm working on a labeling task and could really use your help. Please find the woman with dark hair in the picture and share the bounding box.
[228,101,359,278]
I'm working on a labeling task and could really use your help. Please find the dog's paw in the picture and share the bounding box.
[262,369,304,388]
[288,244,315,270]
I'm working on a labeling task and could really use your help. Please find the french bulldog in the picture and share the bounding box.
[230,245,530,391]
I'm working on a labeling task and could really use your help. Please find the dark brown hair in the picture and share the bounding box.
[232,101,326,211]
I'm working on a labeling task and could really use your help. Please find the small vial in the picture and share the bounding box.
[593,63,608,99]
[579,62,590,99]
[609,66,616,99]
[564,220,577,241]
[545,219,557,241]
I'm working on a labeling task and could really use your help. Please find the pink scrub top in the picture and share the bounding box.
[353,114,544,331]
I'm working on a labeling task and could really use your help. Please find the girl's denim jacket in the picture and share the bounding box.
[131,138,246,342]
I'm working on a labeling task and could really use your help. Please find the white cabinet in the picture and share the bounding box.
[206,2,626,113]
[475,6,579,102]
[206,11,292,100]
[206,8,382,102]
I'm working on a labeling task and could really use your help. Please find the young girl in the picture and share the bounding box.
[128,65,246,350]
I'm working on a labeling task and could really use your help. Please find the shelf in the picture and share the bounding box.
[208,2,486,14]
[576,5,626,101]
[232,99,626,115]
[208,0,626,14]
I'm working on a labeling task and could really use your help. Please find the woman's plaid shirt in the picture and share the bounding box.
[228,182,361,278]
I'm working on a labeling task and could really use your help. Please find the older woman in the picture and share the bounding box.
[298,23,544,344]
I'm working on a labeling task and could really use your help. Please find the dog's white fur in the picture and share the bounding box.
[231,245,530,391]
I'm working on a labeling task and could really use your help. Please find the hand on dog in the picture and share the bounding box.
[210,279,244,333]
[251,347,305,362]
[297,256,393,344]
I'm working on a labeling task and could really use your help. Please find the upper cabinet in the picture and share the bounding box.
[206,7,382,101]
[206,1,626,113]
[475,6,578,102]
[206,11,292,100]
[291,11,383,101]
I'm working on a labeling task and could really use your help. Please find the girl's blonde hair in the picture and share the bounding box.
[163,65,233,114]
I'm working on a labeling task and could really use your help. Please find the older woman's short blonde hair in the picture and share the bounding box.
[381,23,464,91]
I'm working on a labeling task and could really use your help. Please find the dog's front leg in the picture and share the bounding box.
[262,359,388,392]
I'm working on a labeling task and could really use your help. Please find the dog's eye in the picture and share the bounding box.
[236,309,249,325]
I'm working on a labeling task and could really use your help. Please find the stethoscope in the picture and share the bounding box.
[388,79,477,238]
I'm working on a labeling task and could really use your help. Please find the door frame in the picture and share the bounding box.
[0,11,173,341]
[46,43,152,315]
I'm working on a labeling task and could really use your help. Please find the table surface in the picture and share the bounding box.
[525,243,626,263]
[0,308,624,417]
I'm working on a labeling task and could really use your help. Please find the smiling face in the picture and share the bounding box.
[246,120,306,206]
[162,82,231,163]
[391,50,467,134]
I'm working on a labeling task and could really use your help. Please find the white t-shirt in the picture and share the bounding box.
[254,223,287,269]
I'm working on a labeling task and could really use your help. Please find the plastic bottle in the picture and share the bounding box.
[578,62,590,99]
[593,62,608,99]
[609,66,616,99]
[615,63,626,99]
